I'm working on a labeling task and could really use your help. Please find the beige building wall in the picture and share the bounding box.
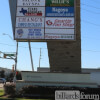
[21,72,92,83]
[47,0,81,73]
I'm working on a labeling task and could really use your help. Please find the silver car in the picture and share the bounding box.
[0,78,6,84]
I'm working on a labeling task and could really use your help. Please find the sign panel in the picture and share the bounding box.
[45,34,74,39]
[46,7,74,17]
[17,0,45,6]
[16,17,44,27]
[17,7,45,17]
[46,0,74,6]
[4,54,16,57]
[45,17,74,28]
[15,28,44,39]
[45,29,74,34]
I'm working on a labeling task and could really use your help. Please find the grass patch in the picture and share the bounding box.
[0,98,49,100]
[16,99,49,100]
[0,90,49,100]
[0,89,4,97]
[0,89,50,100]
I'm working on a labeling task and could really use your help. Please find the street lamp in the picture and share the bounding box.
[2,33,18,83]
[2,33,13,40]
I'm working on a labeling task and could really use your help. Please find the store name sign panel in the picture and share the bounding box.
[17,0,45,6]
[15,0,75,41]
[46,0,74,6]
[46,7,74,17]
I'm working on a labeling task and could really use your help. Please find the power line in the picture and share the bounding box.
[82,36,100,41]
[81,3,100,9]
[0,42,47,49]
[82,20,100,26]
[0,43,15,47]
[82,49,100,53]
[81,8,100,14]
[87,0,100,4]
[0,42,100,53]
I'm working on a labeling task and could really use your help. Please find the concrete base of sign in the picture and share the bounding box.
[16,71,98,91]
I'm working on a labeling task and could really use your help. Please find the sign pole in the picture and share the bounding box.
[39,48,41,68]
[13,41,18,83]
[28,42,34,71]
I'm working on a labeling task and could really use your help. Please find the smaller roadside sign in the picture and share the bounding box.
[46,7,74,17]
[46,0,74,7]
[17,7,45,17]
[15,28,44,39]
[17,0,45,7]
[4,54,16,57]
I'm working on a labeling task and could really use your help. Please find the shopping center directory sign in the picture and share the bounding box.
[15,0,75,41]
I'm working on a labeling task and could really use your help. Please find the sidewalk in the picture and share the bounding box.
[0,84,4,90]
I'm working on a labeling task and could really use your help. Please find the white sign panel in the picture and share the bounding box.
[17,7,45,17]
[45,34,74,39]
[45,18,74,28]
[45,29,74,34]
[17,0,45,6]
[15,28,44,39]
[16,17,44,28]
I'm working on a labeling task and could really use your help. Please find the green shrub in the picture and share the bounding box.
[18,85,100,99]
[18,86,55,99]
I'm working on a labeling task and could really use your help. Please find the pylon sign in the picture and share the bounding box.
[15,0,75,41]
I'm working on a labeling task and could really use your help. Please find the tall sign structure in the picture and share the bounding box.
[9,0,98,90]
[9,0,81,73]
[47,0,81,73]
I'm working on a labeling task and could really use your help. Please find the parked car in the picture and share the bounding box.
[0,78,6,84]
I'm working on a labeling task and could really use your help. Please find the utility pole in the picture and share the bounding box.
[28,42,34,71]
[39,48,42,68]
[13,42,18,83]
[2,33,18,83]
[0,51,2,57]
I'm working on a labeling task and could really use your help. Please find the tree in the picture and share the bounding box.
[9,72,14,79]
[0,70,5,78]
